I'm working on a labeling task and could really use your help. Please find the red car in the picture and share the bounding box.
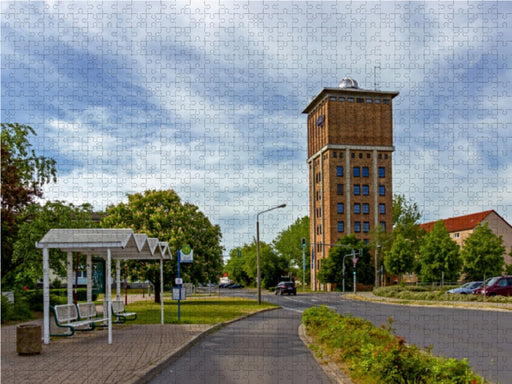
[473,276,512,297]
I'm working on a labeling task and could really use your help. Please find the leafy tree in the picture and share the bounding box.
[1,123,57,285]
[101,189,223,303]
[392,194,426,256]
[317,234,372,290]
[461,222,506,282]
[418,221,461,282]
[383,234,416,283]
[9,201,96,289]
[224,247,251,286]
[225,240,288,289]
[272,216,310,285]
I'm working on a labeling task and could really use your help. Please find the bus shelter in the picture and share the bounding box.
[36,228,172,344]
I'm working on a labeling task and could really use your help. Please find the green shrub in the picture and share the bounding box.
[1,293,33,324]
[303,306,487,384]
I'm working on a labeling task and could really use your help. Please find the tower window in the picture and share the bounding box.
[338,97,345,102]
[357,98,364,103]
[354,203,361,214]
[362,185,369,195]
[383,99,390,104]
[353,167,360,177]
[354,185,361,195]
[379,203,386,214]
[337,184,344,195]
[378,167,385,177]
[348,97,354,102]
[375,99,381,104]
[379,185,385,196]
[354,222,361,233]
[363,203,369,214]
[333,152,337,158]
[366,98,372,103]
[362,167,369,177]
[363,222,370,233]
[337,221,345,233]
[337,203,344,214]
[380,222,386,231]
[336,166,344,177]
[359,153,363,159]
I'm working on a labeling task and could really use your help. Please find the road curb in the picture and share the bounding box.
[132,306,280,384]
[298,323,354,384]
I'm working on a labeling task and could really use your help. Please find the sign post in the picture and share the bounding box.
[301,238,306,292]
[177,250,181,321]
[352,256,359,294]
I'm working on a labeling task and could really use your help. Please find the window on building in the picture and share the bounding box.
[330,96,337,101]
[366,98,372,103]
[362,185,369,195]
[362,167,369,177]
[383,99,390,104]
[363,203,369,214]
[453,233,460,239]
[359,153,363,159]
[337,203,344,214]
[380,221,386,231]
[353,166,360,177]
[379,203,386,214]
[337,221,344,233]
[375,99,381,104]
[379,185,385,196]
[357,98,364,103]
[348,97,354,102]
[336,166,344,177]
[333,152,337,158]
[354,185,361,195]
[363,222,370,233]
[339,97,345,102]
[354,222,361,233]
[378,167,385,177]
[354,203,361,214]
[337,184,344,195]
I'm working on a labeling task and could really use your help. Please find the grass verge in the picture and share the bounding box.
[303,305,488,384]
[124,297,278,324]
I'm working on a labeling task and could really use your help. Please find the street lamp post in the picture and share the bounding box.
[257,204,286,304]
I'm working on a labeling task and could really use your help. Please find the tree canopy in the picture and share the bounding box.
[317,234,372,290]
[101,189,223,302]
[272,216,310,284]
[1,123,57,285]
[383,234,416,282]
[461,222,505,282]
[8,201,96,289]
[224,240,288,289]
[418,221,461,282]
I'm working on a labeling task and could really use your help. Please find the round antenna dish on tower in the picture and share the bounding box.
[339,77,359,89]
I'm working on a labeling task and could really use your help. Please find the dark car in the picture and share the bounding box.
[227,283,244,289]
[473,276,512,297]
[275,281,296,295]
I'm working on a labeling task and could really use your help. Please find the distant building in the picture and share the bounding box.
[420,210,512,266]
[303,78,399,290]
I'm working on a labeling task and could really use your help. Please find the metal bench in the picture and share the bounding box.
[50,304,98,337]
[77,302,108,328]
[111,300,137,323]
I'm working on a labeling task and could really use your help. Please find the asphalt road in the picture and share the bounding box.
[153,289,512,383]
[248,290,512,384]
[149,308,332,384]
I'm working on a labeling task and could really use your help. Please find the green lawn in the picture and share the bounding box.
[124,297,278,324]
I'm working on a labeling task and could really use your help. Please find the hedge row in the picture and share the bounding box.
[303,305,487,384]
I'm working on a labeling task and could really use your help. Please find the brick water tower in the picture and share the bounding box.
[303,78,399,290]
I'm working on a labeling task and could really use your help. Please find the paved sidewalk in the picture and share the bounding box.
[2,294,213,384]
[2,320,213,384]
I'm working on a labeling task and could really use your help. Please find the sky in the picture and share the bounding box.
[2,1,511,258]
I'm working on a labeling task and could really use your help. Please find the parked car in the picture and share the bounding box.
[227,283,244,289]
[275,281,296,295]
[473,276,512,297]
[446,281,482,294]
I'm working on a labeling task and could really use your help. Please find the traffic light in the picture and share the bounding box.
[301,238,306,248]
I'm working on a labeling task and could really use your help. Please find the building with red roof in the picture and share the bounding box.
[420,210,512,266]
